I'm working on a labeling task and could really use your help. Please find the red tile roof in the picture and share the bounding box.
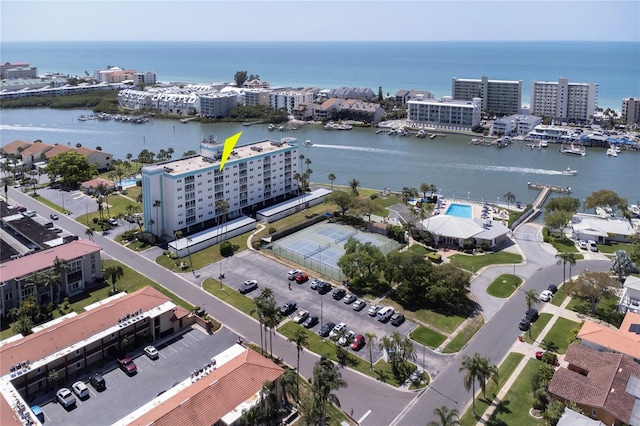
[44,144,74,159]
[20,142,55,156]
[1,140,32,155]
[131,348,284,426]
[80,177,115,189]
[0,286,173,375]
[548,343,640,424]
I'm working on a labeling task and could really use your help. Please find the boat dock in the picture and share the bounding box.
[512,183,572,229]
[527,183,571,194]
[242,120,264,126]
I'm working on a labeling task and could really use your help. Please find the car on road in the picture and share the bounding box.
[293,309,309,323]
[56,388,76,408]
[391,312,405,326]
[295,273,309,284]
[238,279,258,294]
[303,315,319,329]
[518,318,530,331]
[352,299,366,311]
[144,345,159,359]
[547,284,558,294]
[317,282,332,294]
[89,373,106,391]
[287,269,301,280]
[342,294,357,304]
[525,308,539,322]
[329,322,347,340]
[108,217,118,226]
[338,330,356,346]
[319,322,336,337]
[538,290,553,302]
[72,381,90,399]
[332,288,346,300]
[350,334,366,351]
[367,304,382,316]
[50,213,59,220]
[280,301,297,315]
[577,240,588,250]
[588,240,598,252]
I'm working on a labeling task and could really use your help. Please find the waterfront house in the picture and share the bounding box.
[570,214,637,244]
[421,215,510,249]
[0,139,32,156]
[75,146,113,170]
[19,142,55,168]
[578,310,640,362]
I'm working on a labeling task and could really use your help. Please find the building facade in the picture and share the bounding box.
[491,114,542,136]
[530,77,598,121]
[0,62,34,79]
[269,89,315,113]
[452,76,522,116]
[621,97,640,125]
[141,139,300,237]
[199,92,240,118]
[407,97,482,130]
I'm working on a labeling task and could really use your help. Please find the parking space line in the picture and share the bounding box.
[358,410,371,423]
[179,339,190,348]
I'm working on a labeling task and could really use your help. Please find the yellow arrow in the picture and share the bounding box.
[220,131,242,171]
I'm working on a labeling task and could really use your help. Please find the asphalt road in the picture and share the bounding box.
[6,189,612,425]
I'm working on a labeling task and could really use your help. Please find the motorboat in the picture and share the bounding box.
[416,130,427,138]
[540,140,548,147]
[561,167,578,176]
[303,140,313,147]
[268,124,275,131]
[607,147,618,157]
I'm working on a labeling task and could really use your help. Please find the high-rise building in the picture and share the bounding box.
[621,97,640,125]
[530,77,598,122]
[452,76,522,116]
[407,97,482,130]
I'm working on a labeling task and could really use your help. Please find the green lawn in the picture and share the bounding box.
[566,293,623,327]
[550,240,578,253]
[459,352,525,426]
[596,242,633,254]
[75,193,142,227]
[486,274,522,298]
[449,252,522,272]
[523,313,553,344]
[540,317,582,354]
[202,279,260,319]
[30,193,70,215]
[381,298,466,333]
[410,326,447,348]
[442,315,484,353]
[486,359,543,426]
[550,285,568,307]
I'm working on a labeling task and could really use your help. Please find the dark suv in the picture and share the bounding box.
[391,312,405,326]
[332,288,346,300]
[317,282,332,294]
[89,373,106,391]
[525,308,539,322]
[319,322,336,337]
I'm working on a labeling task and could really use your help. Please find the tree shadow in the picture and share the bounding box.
[493,399,512,416]
[541,339,559,353]
[374,369,389,383]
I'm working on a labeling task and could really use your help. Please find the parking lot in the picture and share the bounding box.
[35,327,238,425]
[218,251,414,361]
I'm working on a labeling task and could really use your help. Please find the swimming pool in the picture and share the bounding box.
[445,203,473,219]
[119,176,141,188]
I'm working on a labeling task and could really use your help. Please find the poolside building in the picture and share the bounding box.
[141,138,300,238]
[421,214,510,249]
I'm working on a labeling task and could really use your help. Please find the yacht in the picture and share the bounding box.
[607,147,618,157]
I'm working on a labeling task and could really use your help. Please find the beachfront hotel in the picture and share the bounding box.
[452,76,522,116]
[141,138,300,238]
[622,97,640,125]
[530,77,598,122]
[406,96,482,130]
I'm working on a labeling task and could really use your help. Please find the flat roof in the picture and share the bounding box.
[257,188,332,217]
[168,216,256,249]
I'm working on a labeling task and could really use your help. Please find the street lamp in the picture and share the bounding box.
[467,191,470,201]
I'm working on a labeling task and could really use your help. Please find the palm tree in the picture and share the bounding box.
[503,191,516,209]
[459,353,483,415]
[478,356,499,398]
[427,406,461,426]
[27,270,54,304]
[251,299,267,356]
[312,354,347,424]
[556,252,577,285]
[349,178,360,196]
[85,227,95,241]
[153,200,161,236]
[51,256,69,304]
[288,328,309,401]
[365,332,377,370]
[525,288,540,339]
[104,265,124,294]
[279,368,298,406]
[328,173,336,190]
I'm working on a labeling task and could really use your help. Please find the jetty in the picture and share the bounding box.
[242,120,263,126]
[512,183,572,229]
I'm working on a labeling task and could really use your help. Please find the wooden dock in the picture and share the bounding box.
[513,183,572,229]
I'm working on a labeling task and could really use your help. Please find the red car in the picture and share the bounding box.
[350,335,365,351]
[295,273,309,284]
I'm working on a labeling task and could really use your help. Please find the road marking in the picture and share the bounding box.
[358,410,371,423]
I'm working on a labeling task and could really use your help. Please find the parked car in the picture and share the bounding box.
[352,299,367,311]
[117,356,137,375]
[547,284,558,294]
[108,217,118,226]
[367,304,382,316]
[144,345,159,359]
[342,294,357,304]
[329,322,347,340]
[280,301,297,315]
[238,279,258,294]
[319,322,336,337]
[24,210,37,217]
[338,330,356,346]
[377,306,394,322]
[30,406,44,422]
[577,240,588,250]
[525,308,539,322]
[287,269,301,280]
[293,309,309,324]
[72,381,90,399]
[309,279,321,290]
[50,213,59,220]
[56,388,76,408]
[89,373,106,391]
[539,290,553,302]
[518,318,530,331]
[350,334,366,351]
[317,282,332,294]
[391,312,405,326]
[332,288,346,300]
[588,240,598,252]
[303,315,319,328]
[295,273,309,284]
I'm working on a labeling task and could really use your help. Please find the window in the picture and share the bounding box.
[4,292,13,301]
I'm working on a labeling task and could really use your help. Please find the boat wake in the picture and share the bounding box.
[311,144,403,155]
[0,125,108,135]
[454,163,563,175]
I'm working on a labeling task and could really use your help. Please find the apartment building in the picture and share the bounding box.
[269,89,316,113]
[199,92,240,118]
[244,88,271,107]
[395,89,434,106]
[407,97,482,130]
[133,71,157,85]
[141,139,299,238]
[530,77,598,121]
[452,76,522,116]
[491,114,542,136]
[621,97,640,125]
[151,91,199,116]
[0,62,34,79]
[118,88,154,110]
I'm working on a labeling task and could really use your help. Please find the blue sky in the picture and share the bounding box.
[2,0,639,42]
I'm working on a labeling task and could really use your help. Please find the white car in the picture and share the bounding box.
[24,210,37,217]
[144,345,159,359]
[72,381,90,399]
[56,388,76,408]
[577,240,588,250]
[539,290,553,302]
[367,304,382,316]
[293,309,309,324]
[338,330,356,346]
[287,269,301,280]
[352,299,367,311]
[329,322,346,340]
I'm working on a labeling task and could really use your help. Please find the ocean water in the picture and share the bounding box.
[2,41,638,109]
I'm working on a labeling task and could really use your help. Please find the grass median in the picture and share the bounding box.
[442,315,484,353]
[486,274,522,298]
[449,252,522,272]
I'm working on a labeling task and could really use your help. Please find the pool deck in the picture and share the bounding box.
[434,199,519,224]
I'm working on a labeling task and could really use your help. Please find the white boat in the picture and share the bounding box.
[607,148,618,157]
[303,140,313,147]
[560,142,586,156]
[561,167,578,176]
[416,130,427,138]
[540,140,548,147]
[268,124,275,131]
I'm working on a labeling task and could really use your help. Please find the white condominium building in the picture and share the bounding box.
[407,97,482,130]
[530,77,598,121]
[269,89,316,113]
[141,139,299,237]
[452,76,522,116]
[622,97,640,125]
